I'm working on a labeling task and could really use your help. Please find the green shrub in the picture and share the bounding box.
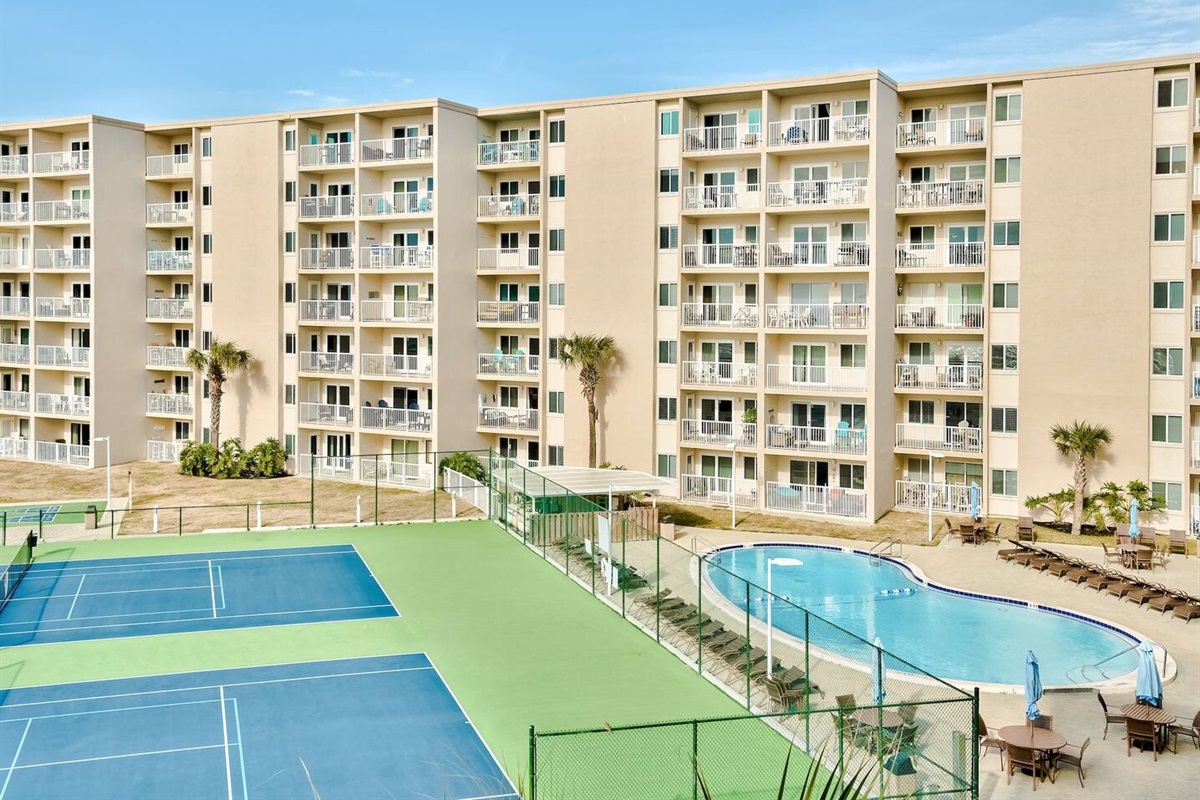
[178,437,288,479]
[438,451,486,482]
[212,438,247,479]
[178,441,217,477]
[246,438,288,478]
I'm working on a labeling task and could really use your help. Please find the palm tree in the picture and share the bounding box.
[559,334,619,468]
[1049,420,1113,535]
[186,338,252,448]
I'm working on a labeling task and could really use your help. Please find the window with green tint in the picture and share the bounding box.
[992,282,1019,309]
[991,344,1018,371]
[660,110,679,136]
[549,229,565,251]
[992,221,1020,246]
[548,391,565,414]
[657,396,677,421]
[1151,480,1182,511]
[994,94,1022,122]
[656,454,677,478]
[658,225,678,250]
[1151,347,1183,376]
[657,282,678,307]
[1154,145,1185,175]
[1150,414,1183,444]
[657,340,677,364]
[1153,213,1184,242]
[991,469,1018,496]
[1152,280,1184,309]
[993,156,1021,184]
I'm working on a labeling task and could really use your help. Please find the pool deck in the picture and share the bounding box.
[677,527,1200,800]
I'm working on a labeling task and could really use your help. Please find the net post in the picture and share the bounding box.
[804,610,811,747]
[695,549,702,673]
[109,506,115,540]
[654,531,661,642]
[38,508,43,544]
[744,581,751,707]
[432,454,438,524]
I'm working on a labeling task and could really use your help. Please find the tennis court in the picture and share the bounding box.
[0,653,517,800]
[0,544,397,647]
[0,500,103,527]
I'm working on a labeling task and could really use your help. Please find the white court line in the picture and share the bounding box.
[5,585,212,604]
[350,543,400,614]
[231,697,248,800]
[27,547,358,576]
[0,603,395,635]
[5,697,221,723]
[215,566,226,611]
[1,605,216,628]
[426,658,520,798]
[208,561,217,619]
[456,794,521,800]
[218,686,233,800]
[5,744,227,771]
[65,575,85,620]
[22,564,215,581]
[0,719,32,800]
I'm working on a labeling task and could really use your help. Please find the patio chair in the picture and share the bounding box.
[977,714,1004,763]
[764,677,802,712]
[1052,737,1089,788]
[1097,694,1125,739]
[1172,603,1200,623]
[1032,715,1054,731]
[1168,529,1189,557]
[1126,717,1160,760]
[1100,543,1123,564]
[1148,590,1190,614]
[1168,710,1200,751]
[1004,743,1049,790]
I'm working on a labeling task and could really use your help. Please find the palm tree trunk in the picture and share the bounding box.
[586,389,597,468]
[210,378,223,448]
[1072,455,1086,535]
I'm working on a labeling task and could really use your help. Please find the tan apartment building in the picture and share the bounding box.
[1,53,1198,527]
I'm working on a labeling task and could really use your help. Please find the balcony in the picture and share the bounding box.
[1193,305,1200,333]
[477,353,539,379]
[146,298,194,320]
[35,297,90,319]
[895,363,983,391]
[298,402,354,427]
[477,194,540,218]
[147,440,187,462]
[360,353,432,379]
[895,241,985,270]
[478,140,540,166]
[36,393,91,417]
[147,250,192,272]
[360,300,431,324]
[359,458,432,488]
[299,247,354,271]
[0,202,30,224]
[681,474,756,508]
[35,441,90,466]
[299,196,354,219]
[765,481,867,518]
[681,124,762,153]
[299,142,354,168]
[0,344,30,365]
[765,179,866,209]
[680,419,757,447]
[0,438,30,460]
[0,154,29,176]
[361,136,433,163]
[764,303,870,330]
[765,241,869,268]
[682,243,759,270]
[682,184,760,212]
[0,297,30,316]
[299,300,354,323]
[147,346,190,369]
[478,247,539,272]
[35,346,89,368]
[896,180,985,210]
[894,304,984,331]
[360,245,433,270]
[895,480,971,513]
[765,364,866,393]
[763,424,867,455]
[34,200,90,223]
[476,301,539,325]
[33,151,90,174]
[1194,231,1200,263]
[681,303,759,329]
[0,248,29,269]
[896,119,986,149]
[767,116,870,148]
[680,361,758,388]
[36,248,91,270]
[146,202,193,225]
[361,406,433,433]
[0,390,29,412]
[477,406,538,432]
[1193,439,1200,469]
[895,423,982,454]
[147,393,193,416]
[360,192,433,217]
[299,351,354,375]
[146,153,192,178]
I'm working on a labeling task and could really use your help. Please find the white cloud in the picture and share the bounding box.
[283,89,350,106]
[341,69,396,79]
[286,89,317,97]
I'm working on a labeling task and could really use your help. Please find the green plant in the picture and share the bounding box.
[178,441,217,477]
[212,437,247,479]
[559,333,619,468]
[1049,420,1113,535]
[438,451,486,482]
[1087,480,1165,531]
[597,461,626,470]
[246,438,288,478]
[742,407,757,424]
[186,338,253,447]
[696,742,879,800]
[1025,487,1074,525]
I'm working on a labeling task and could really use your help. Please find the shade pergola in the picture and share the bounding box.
[491,466,675,500]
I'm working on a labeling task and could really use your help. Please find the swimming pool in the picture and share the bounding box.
[705,544,1142,687]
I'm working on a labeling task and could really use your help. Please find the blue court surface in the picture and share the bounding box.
[0,654,519,800]
[3,505,61,525]
[0,545,398,647]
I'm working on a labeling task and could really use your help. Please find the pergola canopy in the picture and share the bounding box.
[492,466,674,499]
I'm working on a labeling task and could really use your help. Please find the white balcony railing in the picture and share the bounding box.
[146,202,193,224]
[35,393,91,417]
[0,297,30,316]
[477,353,539,378]
[147,440,188,462]
[146,153,192,178]
[896,119,986,149]
[767,115,870,147]
[681,243,760,269]
[1192,439,1200,469]
[360,192,433,216]
[1193,305,1200,333]
[896,180,985,209]
[147,346,190,368]
[360,353,432,379]
[476,301,539,324]
[477,194,541,218]
[146,298,194,320]
[35,346,89,368]
[361,136,433,163]
[360,245,434,270]
[0,344,31,364]
[681,303,759,328]
[680,361,758,388]
[147,393,193,415]
[477,406,538,431]
[146,250,192,272]
[679,419,757,447]
[895,480,972,513]
[765,364,867,392]
[361,406,433,432]
[763,424,867,455]
[1192,371,1200,399]
[895,363,983,391]
[1193,231,1200,263]
[359,300,431,324]
[681,474,756,508]
[895,423,983,453]
[765,481,868,518]
[478,140,540,166]
[35,441,90,466]
[360,458,432,488]
[299,247,354,271]
[299,300,354,322]
[682,124,762,153]
[34,199,90,223]
[0,390,30,412]
[0,155,29,176]
[765,241,869,268]
[682,184,761,211]
[299,196,355,219]
[895,241,986,269]
[299,351,354,375]
[0,249,30,269]
[765,178,867,208]
[299,403,354,427]
[35,297,90,318]
[477,248,540,271]
[764,303,870,329]
[299,142,354,168]
[895,304,984,330]
[0,203,30,223]
[33,151,90,174]
[36,247,91,270]
[0,438,30,460]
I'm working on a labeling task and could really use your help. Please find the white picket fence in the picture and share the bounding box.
[444,468,488,513]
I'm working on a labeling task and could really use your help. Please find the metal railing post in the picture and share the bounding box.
[692,719,700,800]
[309,453,315,528]
[972,687,981,800]
[528,725,537,800]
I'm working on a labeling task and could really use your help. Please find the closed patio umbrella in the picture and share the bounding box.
[872,637,887,705]
[1025,651,1042,721]
[1136,640,1162,707]
[1129,498,1140,541]
[969,482,981,521]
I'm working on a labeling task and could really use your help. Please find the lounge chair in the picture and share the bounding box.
[1062,566,1095,585]
[1052,738,1089,788]
[1172,603,1200,623]
[1148,591,1190,614]
[1168,710,1200,751]
[977,714,1004,763]
[1104,576,1141,599]
[703,630,739,653]
[1097,694,1125,739]
[1126,717,1160,760]
[764,677,802,711]
[1005,743,1050,790]
[997,539,1023,561]
[1168,529,1189,557]
[1125,582,1170,607]
[1085,569,1122,591]
[634,588,672,607]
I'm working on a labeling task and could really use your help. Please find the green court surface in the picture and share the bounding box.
[1,520,796,791]
[0,499,106,527]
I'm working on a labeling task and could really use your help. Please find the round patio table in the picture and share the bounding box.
[998,724,1066,781]
[851,708,903,729]
[1121,703,1175,749]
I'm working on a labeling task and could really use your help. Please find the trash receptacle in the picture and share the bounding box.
[85,504,98,530]
[660,515,676,541]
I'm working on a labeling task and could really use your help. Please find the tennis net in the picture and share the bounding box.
[0,532,34,614]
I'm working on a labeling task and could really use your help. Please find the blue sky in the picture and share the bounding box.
[0,0,1196,122]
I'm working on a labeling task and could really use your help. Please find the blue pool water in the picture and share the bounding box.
[706,545,1141,686]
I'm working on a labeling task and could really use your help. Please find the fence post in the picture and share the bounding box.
[153,505,159,534]
[804,611,811,747]
[972,687,981,800]
[2,510,6,546]
[744,582,751,710]
[374,454,379,525]
[256,501,262,529]
[691,719,699,800]
[178,506,183,535]
[695,550,702,674]
[528,725,537,800]
[309,453,315,528]
[38,509,43,544]
[245,504,250,531]
[655,532,661,642]
[109,507,115,540]
[356,495,362,525]
[620,515,627,619]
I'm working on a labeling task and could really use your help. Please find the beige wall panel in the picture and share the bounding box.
[1148,377,1182,410]
[990,187,1021,221]
[990,124,1022,155]
[1150,177,1188,209]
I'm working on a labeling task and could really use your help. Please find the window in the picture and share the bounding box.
[1151,414,1183,444]
[201,330,212,350]
[1152,347,1183,376]
[549,229,565,252]
[1156,77,1188,109]
[548,283,565,306]
[202,282,212,303]
[992,220,1020,247]
[658,282,678,307]
[201,136,212,158]
[659,168,679,194]
[743,456,756,481]
[202,427,211,443]
[547,337,561,359]
[1154,145,1186,175]
[657,396,677,421]
[1151,480,1183,511]
[548,391,565,414]
[908,400,934,424]
[202,381,210,399]
[284,129,296,152]
[990,406,1018,434]
[991,344,1018,372]
[547,445,565,466]
[549,175,566,198]
[1152,280,1184,309]
[656,454,677,479]
[992,282,1019,309]
[658,225,678,251]
[284,384,296,405]
[284,282,296,304]
[284,333,296,354]
[284,180,297,202]
[1153,213,1185,242]
[284,231,296,253]
[660,109,680,136]
[201,185,212,206]
[201,233,213,254]
[991,469,1018,497]
[657,339,677,364]
[549,120,565,144]
[994,93,1022,122]
[993,156,1021,184]
[284,434,296,456]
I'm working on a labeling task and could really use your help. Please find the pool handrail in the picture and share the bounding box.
[868,536,903,559]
